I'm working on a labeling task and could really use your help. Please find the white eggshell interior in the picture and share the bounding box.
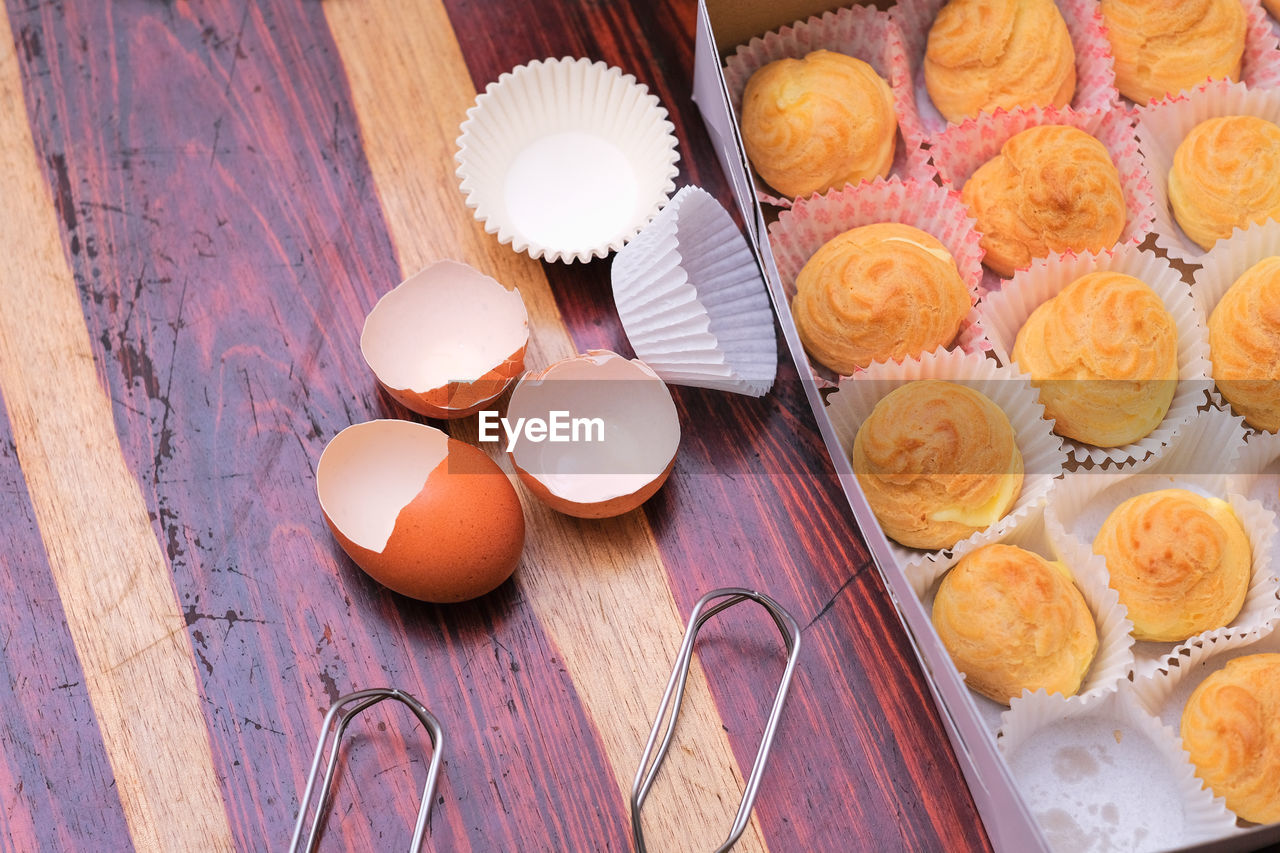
[361,259,528,393]
[316,420,450,553]
[507,352,679,505]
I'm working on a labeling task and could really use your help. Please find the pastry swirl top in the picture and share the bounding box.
[741,50,897,198]
[1011,271,1178,447]
[932,543,1098,704]
[924,0,1076,124]
[1210,256,1280,432]
[1101,0,1245,105]
[1181,653,1280,825]
[962,125,1126,278]
[1169,116,1280,251]
[791,223,971,374]
[1092,488,1251,642]
[852,381,1024,550]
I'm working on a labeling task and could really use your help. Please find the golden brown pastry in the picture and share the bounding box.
[1011,271,1178,447]
[933,544,1098,704]
[852,381,1024,550]
[924,0,1076,124]
[740,50,897,198]
[1181,653,1280,824]
[791,223,971,374]
[962,125,1126,278]
[1168,116,1280,251]
[1093,489,1251,642]
[1210,257,1280,432]
[1101,0,1246,105]
[1267,0,1280,19]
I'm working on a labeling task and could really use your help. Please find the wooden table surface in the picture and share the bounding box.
[0,1,991,850]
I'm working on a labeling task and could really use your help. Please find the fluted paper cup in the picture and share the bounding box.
[456,57,679,264]
[1046,409,1280,674]
[918,507,1135,735]
[999,686,1240,849]
[891,0,1119,140]
[1226,429,1280,515]
[1136,79,1280,265]
[825,348,1067,592]
[767,177,987,385]
[1191,216,1280,431]
[722,4,932,207]
[611,186,777,396]
[976,244,1212,467]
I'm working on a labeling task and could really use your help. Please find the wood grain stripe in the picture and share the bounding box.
[0,10,234,851]
[324,1,769,848]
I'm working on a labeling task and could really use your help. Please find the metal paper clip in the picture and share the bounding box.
[631,587,802,852]
[289,687,444,853]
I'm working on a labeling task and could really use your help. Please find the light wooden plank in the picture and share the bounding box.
[0,13,235,852]
[322,2,769,848]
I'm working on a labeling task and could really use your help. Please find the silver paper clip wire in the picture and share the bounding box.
[630,587,802,853]
[289,687,444,853]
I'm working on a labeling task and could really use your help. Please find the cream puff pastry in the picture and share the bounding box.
[933,543,1098,704]
[1101,0,1246,105]
[792,223,971,374]
[1209,256,1280,432]
[962,125,1126,278]
[741,50,897,198]
[1093,488,1251,642]
[1169,116,1280,251]
[852,381,1024,550]
[1182,653,1280,824]
[1011,271,1178,447]
[925,0,1076,124]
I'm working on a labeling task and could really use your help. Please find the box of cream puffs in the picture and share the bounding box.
[690,0,1280,850]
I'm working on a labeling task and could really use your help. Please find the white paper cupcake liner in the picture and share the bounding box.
[1045,410,1280,674]
[1136,79,1280,265]
[918,507,1135,736]
[825,348,1067,592]
[1244,0,1280,91]
[891,0,1119,141]
[931,105,1155,291]
[1191,216,1280,429]
[766,177,987,384]
[456,57,679,264]
[976,244,1213,467]
[610,185,777,396]
[721,5,932,207]
[999,686,1240,849]
[1226,430,1280,517]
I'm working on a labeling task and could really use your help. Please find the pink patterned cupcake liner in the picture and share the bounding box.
[891,0,1119,142]
[722,4,933,208]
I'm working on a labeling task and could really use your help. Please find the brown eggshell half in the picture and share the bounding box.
[361,259,529,419]
[317,420,525,603]
[505,349,680,518]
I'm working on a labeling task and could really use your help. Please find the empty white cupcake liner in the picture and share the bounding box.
[931,105,1155,291]
[456,57,679,264]
[1045,409,1280,675]
[825,347,1067,592]
[721,4,933,207]
[917,506,1135,737]
[999,686,1240,849]
[610,185,777,396]
[1192,216,1280,428]
[976,244,1212,468]
[891,0,1119,141]
[1136,79,1280,265]
[766,176,988,385]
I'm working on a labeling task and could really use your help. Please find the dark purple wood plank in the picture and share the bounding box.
[442,0,993,848]
[7,1,628,848]
[0,393,133,852]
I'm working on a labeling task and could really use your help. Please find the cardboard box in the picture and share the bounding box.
[689,3,1280,850]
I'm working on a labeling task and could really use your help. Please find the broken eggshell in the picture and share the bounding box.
[361,260,529,418]
[316,419,525,603]
[504,350,680,518]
